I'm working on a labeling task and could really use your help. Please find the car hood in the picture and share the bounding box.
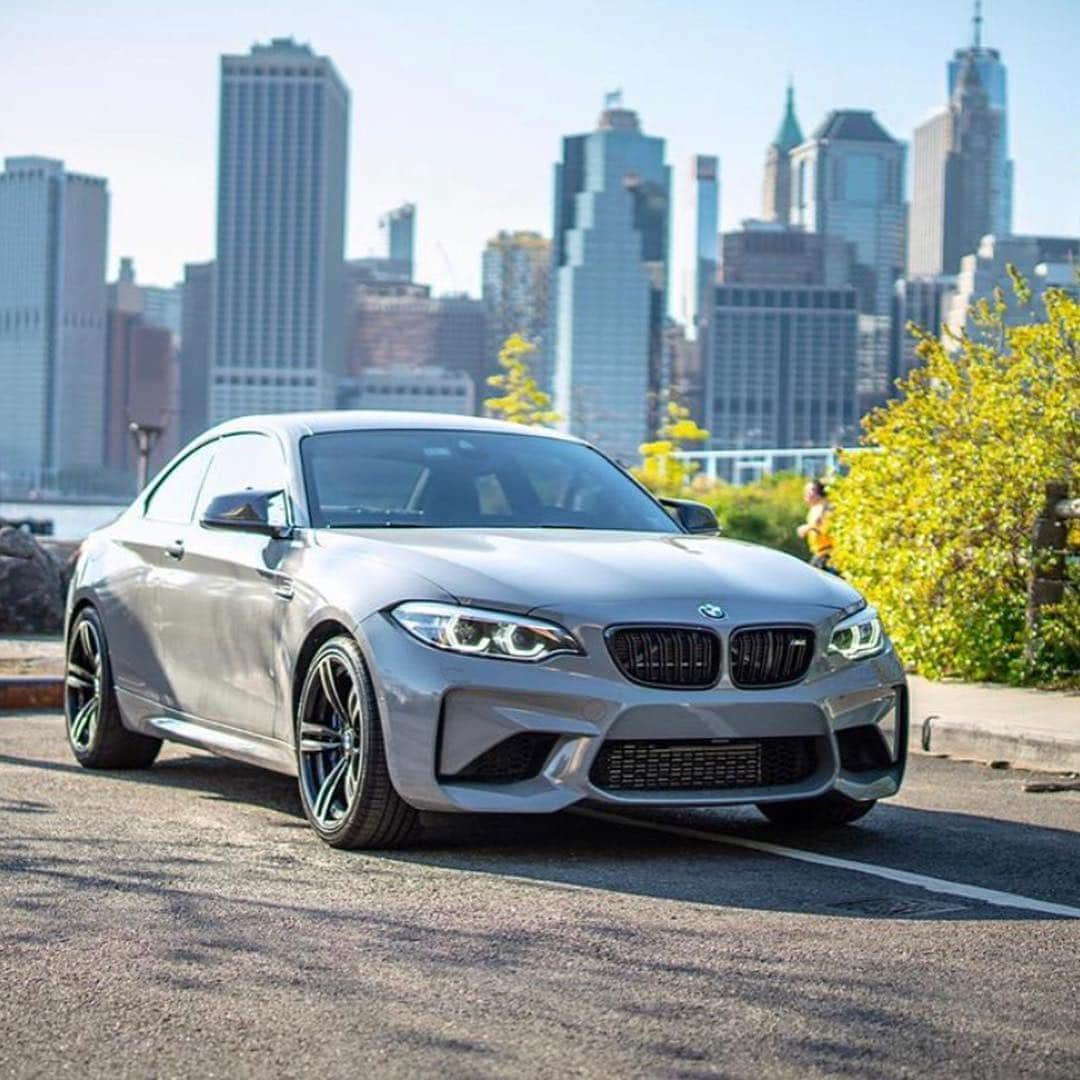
[327,528,861,621]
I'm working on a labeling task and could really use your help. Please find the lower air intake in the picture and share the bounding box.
[590,737,817,792]
[444,732,557,784]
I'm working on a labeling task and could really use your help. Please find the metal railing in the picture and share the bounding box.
[673,446,860,485]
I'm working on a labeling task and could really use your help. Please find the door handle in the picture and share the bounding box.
[165,539,185,560]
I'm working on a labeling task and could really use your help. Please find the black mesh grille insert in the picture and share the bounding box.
[608,627,721,688]
[444,733,557,784]
[729,626,815,688]
[590,737,817,792]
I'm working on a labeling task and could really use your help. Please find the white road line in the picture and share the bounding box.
[576,808,1080,920]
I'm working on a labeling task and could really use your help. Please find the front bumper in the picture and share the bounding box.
[359,611,908,814]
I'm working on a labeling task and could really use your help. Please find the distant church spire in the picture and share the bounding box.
[762,81,803,223]
[772,81,804,153]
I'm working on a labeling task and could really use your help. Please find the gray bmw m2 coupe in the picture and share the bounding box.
[65,412,907,848]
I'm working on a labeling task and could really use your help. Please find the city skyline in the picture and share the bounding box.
[2,1,1076,309]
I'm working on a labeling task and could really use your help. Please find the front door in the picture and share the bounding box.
[172,431,293,737]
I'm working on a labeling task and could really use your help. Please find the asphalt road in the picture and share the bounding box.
[1,714,1078,1079]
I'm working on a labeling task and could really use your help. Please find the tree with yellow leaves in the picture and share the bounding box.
[831,271,1079,685]
[634,395,710,497]
[483,334,560,427]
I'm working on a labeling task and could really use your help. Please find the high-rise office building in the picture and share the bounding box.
[909,16,1008,277]
[721,222,852,287]
[108,257,182,341]
[943,234,1079,345]
[890,275,957,385]
[0,157,108,489]
[689,155,719,339]
[347,281,488,408]
[762,84,803,224]
[552,98,671,457]
[104,313,178,479]
[379,203,415,282]
[789,110,905,414]
[947,1,1012,236]
[709,223,859,451]
[179,261,214,444]
[482,230,551,379]
[211,38,349,421]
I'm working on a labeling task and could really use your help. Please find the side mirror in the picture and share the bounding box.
[660,497,721,536]
[201,489,291,538]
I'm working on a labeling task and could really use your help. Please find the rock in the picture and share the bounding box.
[0,526,65,634]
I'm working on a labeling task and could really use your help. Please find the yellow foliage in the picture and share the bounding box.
[483,334,561,427]
[830,274,1080,685]
[634,398,710,497]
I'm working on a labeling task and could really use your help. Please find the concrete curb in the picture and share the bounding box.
[914,715,1080,774]
[0,676,64,712]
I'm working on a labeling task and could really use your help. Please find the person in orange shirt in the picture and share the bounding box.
[797,479,835,571]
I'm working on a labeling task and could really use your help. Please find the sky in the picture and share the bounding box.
[2,0,1077,313]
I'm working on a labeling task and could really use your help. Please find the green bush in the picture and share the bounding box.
[694,474,809,559]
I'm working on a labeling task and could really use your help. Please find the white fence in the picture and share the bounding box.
[673,447,861,485]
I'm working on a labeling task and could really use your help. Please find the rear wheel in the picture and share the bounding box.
[65,607,161,769]
[295,635,417,849]
[757,791,876,828]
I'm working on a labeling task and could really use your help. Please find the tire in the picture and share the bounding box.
[756,791,876,829]
[65,607,162,769]
[295,635,417,849]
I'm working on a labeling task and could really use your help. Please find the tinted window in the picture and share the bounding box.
[301,430,680,533]
[144,442,216,524]
[196,433,288,526]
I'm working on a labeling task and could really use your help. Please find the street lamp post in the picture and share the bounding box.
[128,422,164,492]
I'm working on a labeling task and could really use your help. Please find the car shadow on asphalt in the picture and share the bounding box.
[3,742,1077,923]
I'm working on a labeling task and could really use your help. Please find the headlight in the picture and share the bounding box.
[390,601,582,662]
[828,607,884,661]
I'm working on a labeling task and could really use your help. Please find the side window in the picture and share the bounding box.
[144,442,217,525]
[195,433,289,526]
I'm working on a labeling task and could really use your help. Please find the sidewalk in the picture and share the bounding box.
[909,675,1080,774]
[1,636,1077,773]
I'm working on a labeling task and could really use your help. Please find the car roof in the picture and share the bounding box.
[204,410,583,444]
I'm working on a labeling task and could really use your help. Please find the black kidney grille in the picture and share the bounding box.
[590,737,817,792]
[729,626,815,688]
[608,627,720,688]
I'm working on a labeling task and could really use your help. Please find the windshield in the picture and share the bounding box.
[300,429,680,533]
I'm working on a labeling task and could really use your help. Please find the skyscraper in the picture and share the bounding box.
[947,1,1012,236]
[552,98,671,457]
[482,230,551,377]
[380,203,415,283]
[211,38,349,421]
[762,83,803,224]
[0,157,108,489]
[943,234,1079,345]
[689,155,719,338]
[789,110,906,413]
[710,223,859,452]
[682,155,720,425]
[909,12,1008,276]
[179,261,214,444]
[347,281,487,409]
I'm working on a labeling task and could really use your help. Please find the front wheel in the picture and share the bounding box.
[295,635,417,849]
[757,791,876,829]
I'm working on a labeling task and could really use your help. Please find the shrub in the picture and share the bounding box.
[830,275,1080,686]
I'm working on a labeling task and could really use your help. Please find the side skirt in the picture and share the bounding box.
[116,687,297,776]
